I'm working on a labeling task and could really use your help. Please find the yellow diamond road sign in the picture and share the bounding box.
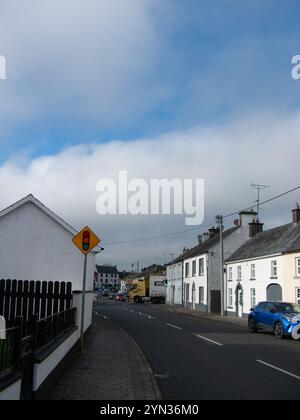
[72,226,101,255]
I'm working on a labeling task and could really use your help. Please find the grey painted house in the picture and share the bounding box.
[167,210,258,313]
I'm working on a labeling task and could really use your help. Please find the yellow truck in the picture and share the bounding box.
[129,275,166,304]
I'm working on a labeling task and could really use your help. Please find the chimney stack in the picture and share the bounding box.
[249,218,264,238]
[292,203,300,225]
[208,227,220,239]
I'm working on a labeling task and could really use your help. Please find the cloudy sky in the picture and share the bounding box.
[0,0,300,270]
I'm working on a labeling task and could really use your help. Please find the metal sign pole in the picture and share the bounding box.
[80,254,88,352]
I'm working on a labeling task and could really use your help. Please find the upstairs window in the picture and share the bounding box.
[271,261,278,278]
[192,260,196,277]
[237,266,242,281]
[251,264,256,280]
[185,262,190,277]
[199,258,204,276]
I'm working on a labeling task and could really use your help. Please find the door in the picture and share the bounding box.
[192,283,196,310]
[185,284,190,308]
[236,285,243,318]
[172,285,175,306]
[266,284,282,302]
[211,291,221,314]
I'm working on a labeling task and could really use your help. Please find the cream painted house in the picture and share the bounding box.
[226,206,300,317]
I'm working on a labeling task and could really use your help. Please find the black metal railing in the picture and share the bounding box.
[0,327,20,375]
[34,307,77,353]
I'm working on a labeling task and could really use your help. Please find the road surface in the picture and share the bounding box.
[93,300,300,400]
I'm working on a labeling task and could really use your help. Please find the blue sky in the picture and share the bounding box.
[0,0,299,161]
[0,1,300,268]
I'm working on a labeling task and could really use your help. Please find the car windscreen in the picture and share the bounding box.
[273,303,300,314]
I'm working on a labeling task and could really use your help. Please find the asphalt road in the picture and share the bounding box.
[93,300,300,400]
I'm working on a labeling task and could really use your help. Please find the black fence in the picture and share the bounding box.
[0,279,76,399]
[0,279,73,328]
[0,327,20,375]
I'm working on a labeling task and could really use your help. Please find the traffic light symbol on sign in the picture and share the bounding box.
[82,230,90,251]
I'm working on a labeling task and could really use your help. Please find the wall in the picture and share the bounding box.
[0,202,96,292]
[283,252,300,303]
[183,254,207,310]
[166,263,183,305]
[33,329,79,392]
[226,255,284,316]
[0,379,21,400]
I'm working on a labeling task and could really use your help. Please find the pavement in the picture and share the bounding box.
[46,313,161,401]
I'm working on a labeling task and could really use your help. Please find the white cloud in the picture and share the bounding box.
[0,0,168,133]
[0,111,299,269]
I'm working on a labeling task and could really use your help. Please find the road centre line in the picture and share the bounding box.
[94,312,110,320]
[195,334,224,347]
[256,360,300,381]
[166,323,182,330]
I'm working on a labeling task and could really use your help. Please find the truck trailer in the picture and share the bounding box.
[129,274,166,304]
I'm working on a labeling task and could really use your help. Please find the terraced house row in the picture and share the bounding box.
[166,205,300,317]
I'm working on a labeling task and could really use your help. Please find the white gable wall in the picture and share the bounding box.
[0,202,95,291]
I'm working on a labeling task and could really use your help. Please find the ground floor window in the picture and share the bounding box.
[296,288,300,305]
[251,288,256,308]
[228,288,233,307]
[199,287,205,304]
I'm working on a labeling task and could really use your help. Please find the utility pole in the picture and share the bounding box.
[169,253,174,305]
[216,215,225,317]
[251,183,271,220]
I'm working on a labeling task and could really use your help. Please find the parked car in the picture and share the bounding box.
[109,291,117,300]
[115,292,127,302]
[248,302,300,339]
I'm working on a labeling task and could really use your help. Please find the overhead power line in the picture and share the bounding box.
[104,184,300,246]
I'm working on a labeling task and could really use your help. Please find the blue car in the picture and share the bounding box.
[248,302,300,339]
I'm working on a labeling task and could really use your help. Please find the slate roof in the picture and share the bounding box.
[227,223,300,263]
[167,226,240,265]
[96,265,119,275]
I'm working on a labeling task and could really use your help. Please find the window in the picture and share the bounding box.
[199,287,205,304]
[228,288,233,307]
[199,258,204,276]
[228,267,233,282]
[237,266,242,280]
[296,258,300,277]
[185,262,190,277]
[296,288,300,305]
[251,289,256,308]
[192,260,196,277]
[271,261,278,278]
[251,264,256,280]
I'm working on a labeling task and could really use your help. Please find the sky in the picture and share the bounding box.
[0,0,300,270]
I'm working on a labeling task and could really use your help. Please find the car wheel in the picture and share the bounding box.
[248,317,258,333]
[134,296,140,304]
[274,322,285,339]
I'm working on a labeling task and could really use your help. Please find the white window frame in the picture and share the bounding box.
[237,266,242,281]
[296,288,300,305]
[185,262,190,277]
[296,258,300,277]
[251,264,256,280]
[271,260,278,278]
[228,267,233,282]
[251,288,256,308]
[228,288,233,307]
[199,287,205,304]
[192,260,196,277]
[199,258,204,276]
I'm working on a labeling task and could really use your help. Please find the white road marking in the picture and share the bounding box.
[94,312,110,320]
[257,360,300,381]
[166,323,182,330]
[195,334,224,347]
